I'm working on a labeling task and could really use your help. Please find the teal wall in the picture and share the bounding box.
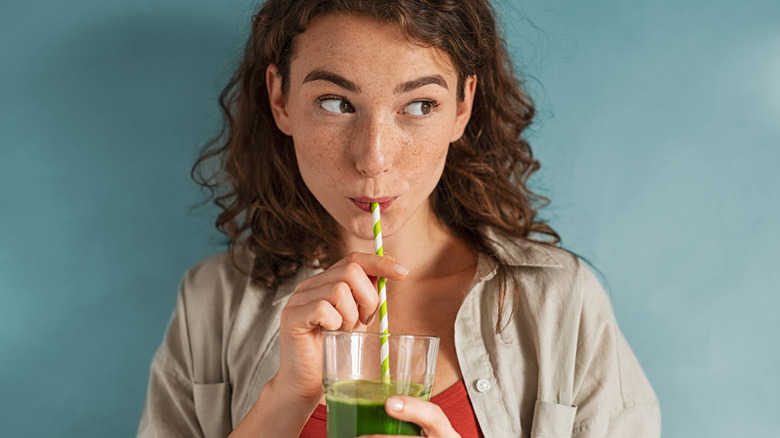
[1,0,777,436]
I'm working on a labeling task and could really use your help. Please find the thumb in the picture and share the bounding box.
[385,396,458,437]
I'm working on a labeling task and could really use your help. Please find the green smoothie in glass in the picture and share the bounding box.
[322,331,439,438]
[326,379,429,437]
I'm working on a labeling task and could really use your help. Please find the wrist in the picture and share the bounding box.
[265,374,323,407]
[229,374,322,438]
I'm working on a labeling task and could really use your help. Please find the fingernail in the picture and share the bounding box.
[393,263,409,276]
[367,313,377,326]
[387,397,404,412]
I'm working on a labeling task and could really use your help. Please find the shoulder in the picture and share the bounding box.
[171,248,265,366]
[487,236,661,434]
[483,228,581,275]
[178,248,257,312]
[483,230,596,304]
[182,249,250,291]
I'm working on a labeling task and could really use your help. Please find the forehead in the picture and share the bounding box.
[289,14,457,87]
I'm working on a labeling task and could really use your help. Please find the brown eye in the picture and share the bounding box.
[318,97,355,114]
[404,100,437,116]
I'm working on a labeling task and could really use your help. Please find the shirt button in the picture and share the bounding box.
[476,379,492,392]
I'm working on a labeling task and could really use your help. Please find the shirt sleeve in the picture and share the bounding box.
[137,280,203,438]
[570,263,661,438]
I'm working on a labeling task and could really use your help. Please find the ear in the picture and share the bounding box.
[266,64,292,136]
[449,75,477,143]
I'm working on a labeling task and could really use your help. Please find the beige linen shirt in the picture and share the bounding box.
[138,235,660,437]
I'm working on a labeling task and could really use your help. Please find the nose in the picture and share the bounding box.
[351,115,393,177]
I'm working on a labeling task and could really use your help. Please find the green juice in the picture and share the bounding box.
[326,380,428,437]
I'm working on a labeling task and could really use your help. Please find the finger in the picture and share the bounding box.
[290,272,373,327]
[337,254,408,325]
[367,253,394,284]
[301,253,408,324]
[282,299,344,334]
[286,281,363,330]
[331,280,361,330]
[294,263,374,301]
[367,252,395,287]
[330,252,409,281]
[294,260,378,322]
[338,261,380,325]
[384,396,457,437]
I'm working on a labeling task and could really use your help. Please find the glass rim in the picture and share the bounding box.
[322,330,440,342]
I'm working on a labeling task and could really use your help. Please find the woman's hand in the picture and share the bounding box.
[359,396,461,438]
[232,252,409,437]
[272,252,409,403]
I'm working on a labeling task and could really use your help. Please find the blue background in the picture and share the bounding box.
[1,0,778,436]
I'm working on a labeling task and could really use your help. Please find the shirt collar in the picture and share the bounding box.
[482,227,564,268]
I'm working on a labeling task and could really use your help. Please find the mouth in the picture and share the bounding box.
[350,196,396,213]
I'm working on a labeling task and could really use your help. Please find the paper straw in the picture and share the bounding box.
[371,202,390,383]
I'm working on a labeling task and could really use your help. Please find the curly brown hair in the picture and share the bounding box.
[193,0,559,326]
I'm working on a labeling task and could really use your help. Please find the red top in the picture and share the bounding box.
[300,379,484,437]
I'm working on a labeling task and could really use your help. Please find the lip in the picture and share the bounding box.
[350,196,396,213]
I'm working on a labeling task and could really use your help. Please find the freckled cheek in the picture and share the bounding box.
[293,130,345,176]
[404,129,450,180]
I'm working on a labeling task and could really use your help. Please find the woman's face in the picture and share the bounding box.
[267,14,476,246]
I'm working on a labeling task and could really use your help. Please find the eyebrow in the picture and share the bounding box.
[301,69,448,94]
[394,75,448,94]
[302,69,361,93]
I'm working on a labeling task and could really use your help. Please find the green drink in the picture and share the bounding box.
[322,332,439,438]
[326,380,428,437]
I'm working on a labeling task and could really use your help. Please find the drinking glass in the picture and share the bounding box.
[322,331,439,437]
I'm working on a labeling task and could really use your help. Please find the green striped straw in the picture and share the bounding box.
[371,202,390,384]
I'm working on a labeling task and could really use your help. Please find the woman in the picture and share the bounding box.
[139,0,660,437]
